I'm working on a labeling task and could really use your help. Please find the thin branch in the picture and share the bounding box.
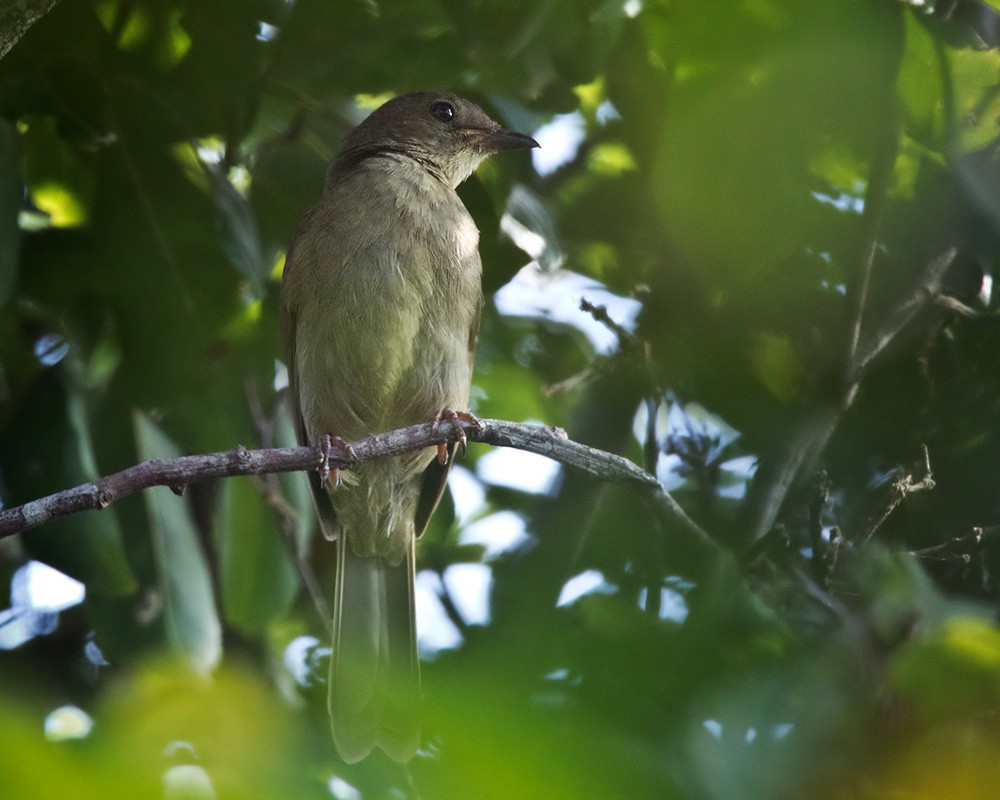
[844,118,900,368]
[808,471,830,582]
[0,417,714,550]
[579,297,635,347]
[860,445,935,546]
[546,298,648,398]
[911,525,1000,560]
[433,570,470,637]
[935,294,985,318]
[853,247,957,376]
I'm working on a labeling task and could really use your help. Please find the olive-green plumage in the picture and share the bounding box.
[280,92,537,763]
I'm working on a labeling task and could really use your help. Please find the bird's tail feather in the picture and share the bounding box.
[329,531,420,764]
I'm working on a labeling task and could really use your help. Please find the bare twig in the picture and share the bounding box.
[808,471,830,581]
[911,525,1000,562]
[579,297,634,347]
[861,445,936,545]
[852,249,957,377]
[0,417,714,550]
[642,396,659,475]
[546,298,644,398]
[844,119,900,368]
[935,294,984,318]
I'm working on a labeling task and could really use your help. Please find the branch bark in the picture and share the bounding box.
[0,417,714,550]
[0,0,59,60]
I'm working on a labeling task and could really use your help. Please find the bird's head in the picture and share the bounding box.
[337,91,539,188]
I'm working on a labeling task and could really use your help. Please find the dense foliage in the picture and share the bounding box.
[2,1,1000,797]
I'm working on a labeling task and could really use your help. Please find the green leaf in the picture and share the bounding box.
[210,166,268,298]
[750,332,805,402]
[62,383,137,595]
[948,44,1000,151]
[897,10,947,146]
[214,476,298,636]
[473,360,551,422]
[18,115,95,227]
[133,411,222,674]
[274,399,316,556]
[891,615,1000,720]
[3,371,136,596]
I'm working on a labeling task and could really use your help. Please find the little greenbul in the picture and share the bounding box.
[280,92,538,763]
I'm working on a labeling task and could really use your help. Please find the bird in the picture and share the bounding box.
[279,91,538,763]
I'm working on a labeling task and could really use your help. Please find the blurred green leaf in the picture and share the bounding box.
[98,659,308,799]
[0,658,312,800]
[18,115,96,227]
[214,476,298,635]
[897,11,947,147]
[948,44,1000,152]
[273,397,317,555]
[62,380,137,595]
[891,615,1000,720]
[750,332,805,402]
[3,370,136,595]
[473,359,551,422]
[0,696,124,800]
[210,166,269,298]
[134,411,222,674]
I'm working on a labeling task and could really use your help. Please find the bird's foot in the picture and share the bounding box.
[431,409,482,463]
[317,434,356,488]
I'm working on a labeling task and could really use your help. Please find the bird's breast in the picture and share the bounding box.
[292,171,482,443]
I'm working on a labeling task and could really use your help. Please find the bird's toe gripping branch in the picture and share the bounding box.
[317,434,357,488]
[431,408,483,463]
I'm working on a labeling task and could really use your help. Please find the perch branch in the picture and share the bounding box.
[0,417,714,550]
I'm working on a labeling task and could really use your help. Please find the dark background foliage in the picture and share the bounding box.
[2,0,1000,797]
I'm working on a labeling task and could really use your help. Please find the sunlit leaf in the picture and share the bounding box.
[587,141,636,176]
[897,10,947,147]
[891,615,1000,719]
[948,43,1000,152]
[19,116,94,229]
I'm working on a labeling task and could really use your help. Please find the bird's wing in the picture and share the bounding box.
[280,209,341,541]
[413,277,483,538]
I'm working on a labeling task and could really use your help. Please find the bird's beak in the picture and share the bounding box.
[477,127,540,152]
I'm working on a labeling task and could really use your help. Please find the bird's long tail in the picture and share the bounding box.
[329,531,420,764]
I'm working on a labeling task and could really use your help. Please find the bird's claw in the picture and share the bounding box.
[317,434,355,489]
[431,409,482,461]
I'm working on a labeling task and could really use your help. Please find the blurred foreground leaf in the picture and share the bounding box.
[134,411,222,674]
[215,476,298,635]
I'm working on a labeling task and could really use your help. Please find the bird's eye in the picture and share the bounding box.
[429,101,456,123]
